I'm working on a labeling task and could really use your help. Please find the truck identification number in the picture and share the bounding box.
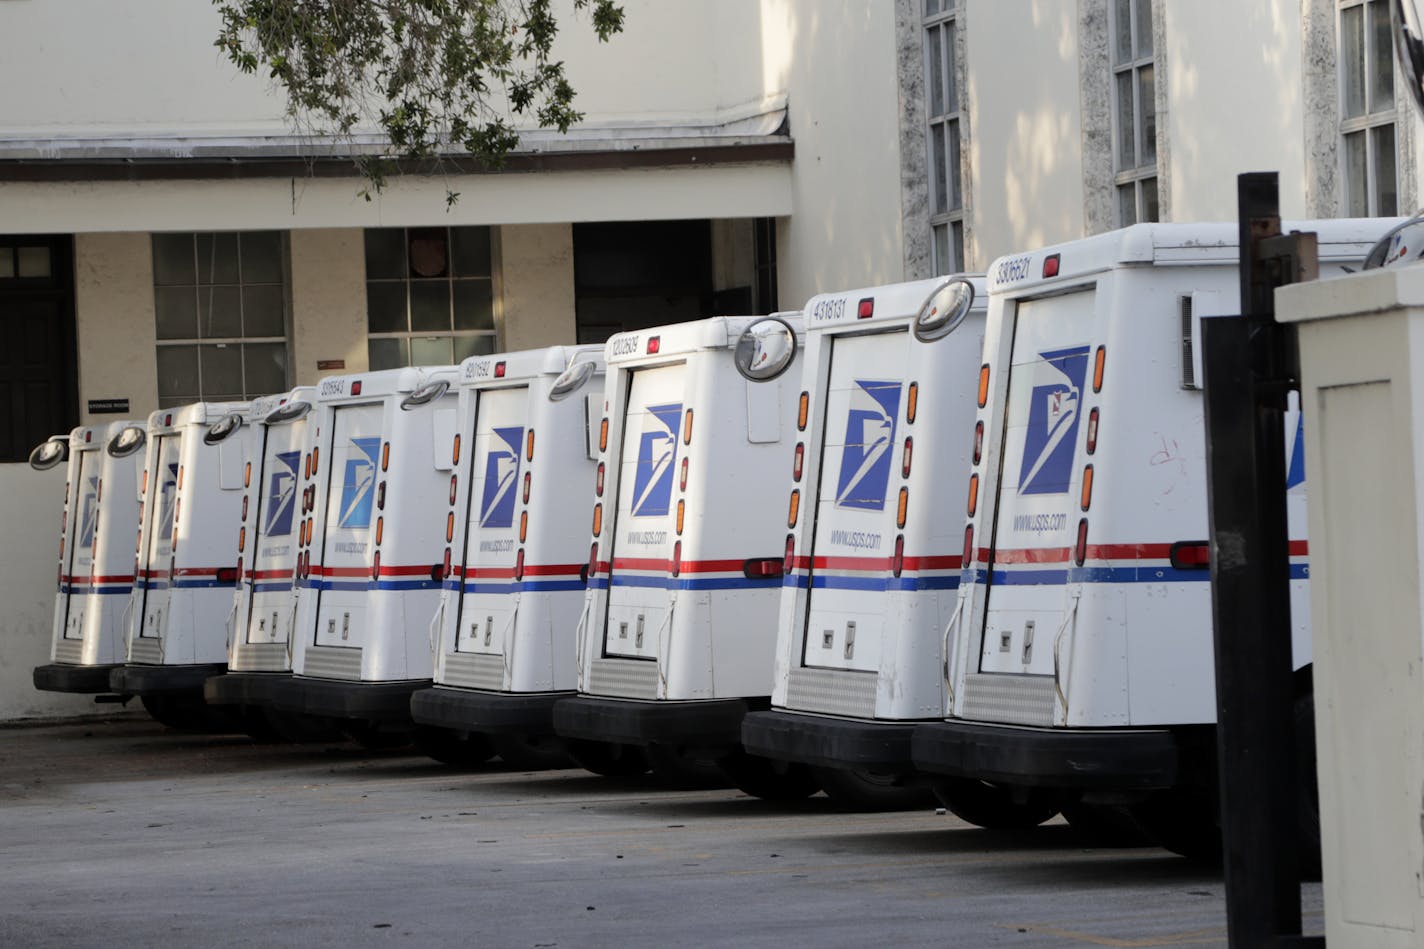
[609,336,641,357]
[996,255,1033,286]
[811,298,846,322]
[319,377,346,396]
[466,360,492,379]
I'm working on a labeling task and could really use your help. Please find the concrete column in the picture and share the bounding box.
[495,224,577,351]
[289,228,368,384]
[74,233,158,425]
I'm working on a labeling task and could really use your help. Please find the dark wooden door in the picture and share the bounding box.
[0,236,78,462]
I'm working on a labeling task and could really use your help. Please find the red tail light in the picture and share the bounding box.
[784,534,796,575]
[1086,408,1099,455]
[1170,541,1211,570]
[217,567,238,584]
[449,475,458,506]
[514,548,525,580]
[1042,253,1060,278]
[589,542,600,577]
[647,337,661,355]
[1075,519,1089,566]
[350,381,362,395]
[857,298,874,318]
[595,463,605,496]
[494,361,506,378]
[523,471,531,503]
[973,421,983,465]
[679,456,689,492]
[442,547,452,579]
[962,525,974,566]
[371,551,381,580]
[670,541,681,576]
[793,443,804,482]
[901,437,913,478]
[742,557,784,579]
[893,535,905,578]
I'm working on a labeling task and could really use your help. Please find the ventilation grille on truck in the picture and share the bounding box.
[442,651,504,691]
[961,673,1056,726]
[785,667,878,717]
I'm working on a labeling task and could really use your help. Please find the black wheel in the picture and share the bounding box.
[1060,802,1155,847]
[141,694,241,732]
[645,744,732,789]
[565,739,650,777]
[412,725,496,766]
[811,766,934,811]
[1296,690,1322,879]
[490,734,573,771]
[342,720,413,750]
[238,706,285,743]
[717,751,821,800]
[931,778,1062,829]
[1127,788,1222,862]
[262,709,346,743]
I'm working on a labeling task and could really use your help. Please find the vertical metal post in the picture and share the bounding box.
[1201,172,1319,947]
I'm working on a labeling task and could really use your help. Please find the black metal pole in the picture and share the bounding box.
[1201,172,1315,947]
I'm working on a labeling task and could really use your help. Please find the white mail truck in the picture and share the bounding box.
[31,422,143,696]
[553,315,817,792]
[409,346,604,768]
[256,366,461,748]
[110,401,249,727]
[910,220,1394,852]
[740,277,985,808]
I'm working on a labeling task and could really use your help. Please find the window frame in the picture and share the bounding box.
[1337,0,1399,217]
[923,0,966,275]
[1110,0,1159,225]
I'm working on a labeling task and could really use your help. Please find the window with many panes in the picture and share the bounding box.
[924,0,965,274]
[152,232,290,408]
[1339,0,1398,216]
[365,227,495,370]
[1112,0,1158,224]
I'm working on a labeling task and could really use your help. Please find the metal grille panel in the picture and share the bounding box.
[53,638,84,664]
[302,646,363,680]
[442,651,504,691]
[961,673,1056,726]
[230,643,290,673]
[588,658,658,699]
[786,667,878,717]
[128,637,162,664]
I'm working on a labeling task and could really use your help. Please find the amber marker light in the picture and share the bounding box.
[1093,346,1106,392]
[797,392,809,431]
[967,473,978,517]
[977,365,990,407]
[906,382,919,424]
[897,487,909,529]
[787,489,800,528]
[1080,465,1094,512]
[599,418,609,452]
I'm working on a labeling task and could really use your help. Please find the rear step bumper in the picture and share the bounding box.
[911,720,1179,790]
[203,671,288,707]
[553,695,763,752]
[109,663,227,696]
[262,676,431,723]
[741,709,919,773]
[33,662,124,694]
[410,686,571,736]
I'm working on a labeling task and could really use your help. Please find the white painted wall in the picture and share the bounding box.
[289,229,369,383]
[496,225,578,350]
[965,0,1086,265]
[0,466,97,720]
[1164,0,1307,221]
[762,0,907,309]
[75,233,160,426]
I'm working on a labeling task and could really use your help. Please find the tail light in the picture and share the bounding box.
[646,336,661,354]
[519,511,528,543]
[1075,519,1089,566]
[243,462,251,488]
[1170,541,1211,570]
[523,471,532,503]
[311,447,319,476]
[452,434,461,465]
[793,443,804,482]
[857,297,874,318]
[599,418,609,452]
[446,511,455,542]
[784,534,795,575]
[371,551,381,580]
[670,541,681,576]
[901,437,913,478]
[1086,408,1100,455]
[595,463,605,496]
[893,535,905,577]
[680,457,689,491]
[962,525,974,566]
[241,496,248,520]
[973,421,983,465]
[589,542,600,577]
[238,527,246,552]
[449,475,458,506]
[494,361,506,378]
[676,499,685,535]
[515,548,525,580]
[216,566,238,584]
[376,517,385,546]
[442,547,452,579]
[380,443,390,472]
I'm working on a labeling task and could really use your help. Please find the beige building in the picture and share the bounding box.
[0,0,1407,717]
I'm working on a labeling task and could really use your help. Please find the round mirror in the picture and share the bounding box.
[1363,216,1424,269]
[913,278,976,342]
[549,360,598,402]
[29,436,69,470]
[106,424,147,458]
[400,379,449,411]
[265,400,312,425]
[1394,0,1424,116]
[203,412,244,445]
[733,318,798,382]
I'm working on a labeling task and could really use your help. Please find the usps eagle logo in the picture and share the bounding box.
[1286,414,1306,491]
[156,463,179,541]
[835,380,902,511]
[1018,346,1090,496]
[337,437,382,530]
[631,403,682,517]
[479,426,524,529]
[78,476,99,549]
[265,451,300,537]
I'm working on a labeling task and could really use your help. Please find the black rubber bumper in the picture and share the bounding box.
[910,720,1179,790]
[409,686,569,735]
[552,695,759,750]
[262,675,431,723]
[33,663,124,694]
[741,709,919,772]
[204,671,289,707]
[109,663,227,696]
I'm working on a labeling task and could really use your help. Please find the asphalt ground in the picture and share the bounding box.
[0,717,1323,948]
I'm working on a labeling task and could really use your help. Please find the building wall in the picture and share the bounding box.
[0,465,95,720]
[495,224,578,350]
[74,233,159,427]
[290,229,369,384]
[964,0,1087,266]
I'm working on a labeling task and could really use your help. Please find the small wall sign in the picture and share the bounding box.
[88,398,130,414]
[317,359,346,371]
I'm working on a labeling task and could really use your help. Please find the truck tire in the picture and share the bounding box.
[490,734,573,771]
[811,766,935,811]
[1127,788,1221,862]
[565,739,650,777]
[412,725,496,767]
[717,751,821,801]
[931,778,1061,829]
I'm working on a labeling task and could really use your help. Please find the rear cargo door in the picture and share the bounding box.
[137,434,181,640]
[603,363,684,660]
[244,424,302,645]
[454,385,529,656]
[801,330,908,672]
[312,403,383,649]
[58,448,100,639]
[981,291,1094,676]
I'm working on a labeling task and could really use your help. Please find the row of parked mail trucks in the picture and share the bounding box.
[30,218,1396,857]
